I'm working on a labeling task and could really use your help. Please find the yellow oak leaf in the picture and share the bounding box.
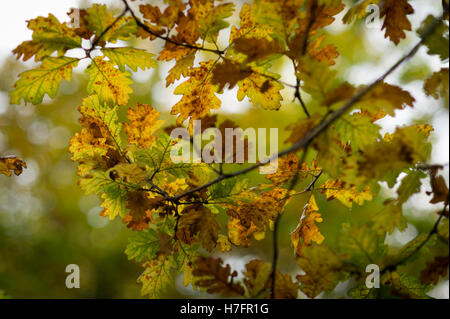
[86,56,133,106]
[68,8,94,39]
[321,179,373,207]
[124,103,164,149]
[176,205,220,252]
[69,95,125,175]
[357,82,415,116]
[359,124,432,187]
[233,37,283,62]
[138,254,175,298]
[285,113,322,145]
[266,153,299,185]
[380,0,414,45]
[307,36,339,66]
[10,56,79,105]
[108,163,147,185]
[287,1,344,60]
[197,2,235,42]
[271,270,299,299]
[77,170,128,220]
[237,67,284,110]
[291,195,324,256]
[424,68,449,101]
[343,0,381,24]
[296,245,343,298]
[227,217,261,247]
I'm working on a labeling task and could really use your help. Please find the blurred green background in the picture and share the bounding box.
[0,0,448,298]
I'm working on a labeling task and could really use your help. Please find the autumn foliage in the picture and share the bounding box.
[3,0,449,299]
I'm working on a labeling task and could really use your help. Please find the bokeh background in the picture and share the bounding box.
[0,0,448,298]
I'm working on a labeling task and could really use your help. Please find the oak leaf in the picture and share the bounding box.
[233,37,282,62]
[237,67,284,110]
[124,191,164,231]
[296,245,343,298]
[197,2,235,42]
[102,47,157,72]
[217,235,232,252]
[69,95,125,175]
[227,188,289,246]
[125,229,160,262]
[380,0,414,45]
[271,270,299,299]
[266,153,299,185]
[418,15,449,61]
[165,52,195,86]
[357,82,415,116]
[11,57,79,105]
[138,254,176,298]
[86,4,137,44]
[172,61,221,128]
[358,124,432,187]
[382,271,431,299]
[372,200,407,235]
[424,68,449,101]
[426,167,449,204]
[339,223,387,267]
[13,14,81,62]
[139,0,186,29]
[321,179,373,207]
[420,256,449,285]
[176,205,220,252]
[243,259,271,298]
[211,59,252,91]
